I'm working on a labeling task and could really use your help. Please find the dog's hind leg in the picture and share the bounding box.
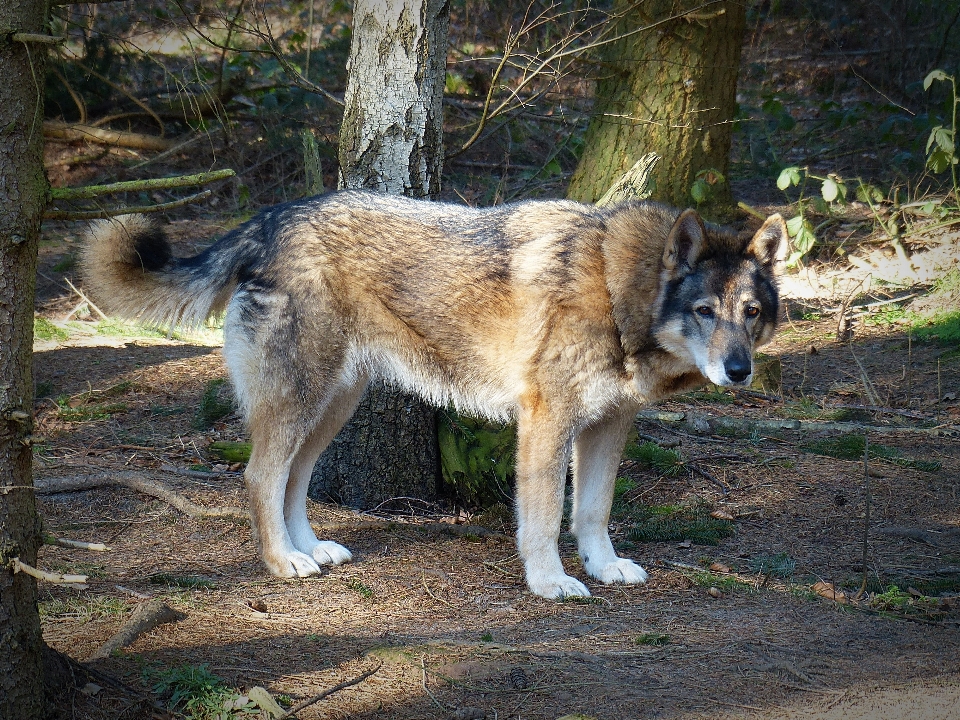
[570,407,648,586]
[514,399,589,599]
[283,376,368,568]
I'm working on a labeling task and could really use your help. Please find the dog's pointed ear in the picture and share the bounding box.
[662,209,706,278]
[747,214,788,275]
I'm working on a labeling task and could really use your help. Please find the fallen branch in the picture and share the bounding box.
[88,599,185,661]
[48,169,235,202]
[35,471,247,521]
[44,189,213,220]
[11,557,88,588]
[281,662,382,718]
[63,276,108,320]
[43,534,109,552]
[43,121,173,151]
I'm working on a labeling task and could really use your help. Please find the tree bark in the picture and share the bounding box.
[311,0,449,509]
[0,2,50,718]
[566,0,747,207]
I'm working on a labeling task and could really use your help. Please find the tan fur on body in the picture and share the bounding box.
[82,191,787,599]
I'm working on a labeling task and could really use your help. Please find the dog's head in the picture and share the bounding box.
[652,210,788,387]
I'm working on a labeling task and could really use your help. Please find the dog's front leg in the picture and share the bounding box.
[570,406,648,586]
[514,401,589,599]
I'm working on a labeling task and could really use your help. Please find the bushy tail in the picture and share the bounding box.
[81,214,253,328]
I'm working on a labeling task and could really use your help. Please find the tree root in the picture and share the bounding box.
[88,599,185,661]
[35,472,247,521]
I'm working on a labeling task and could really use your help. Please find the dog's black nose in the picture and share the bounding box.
[724,357,751,383]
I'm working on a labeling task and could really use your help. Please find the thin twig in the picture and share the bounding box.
[45,189,214,220]
[49,169,234,201]
[855,433,871,600]
[280,662,382,718]
[63,276,108,320]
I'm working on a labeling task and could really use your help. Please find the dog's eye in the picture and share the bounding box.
[695,305,714,317]
[745,306,760,318]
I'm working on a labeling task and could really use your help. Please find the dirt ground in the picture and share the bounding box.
[29,210,960,720]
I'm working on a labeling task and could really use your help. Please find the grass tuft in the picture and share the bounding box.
[624,502,734,546]
[194,378,234,429]
[623,441,685,476]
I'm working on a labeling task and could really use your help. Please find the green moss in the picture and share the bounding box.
[34,317,69,342]
[625,502,734,546]
[207,441,251,464]
[802,433,941,472]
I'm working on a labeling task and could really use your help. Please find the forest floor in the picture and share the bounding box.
[29,6,960,718]
[31,212,960,720]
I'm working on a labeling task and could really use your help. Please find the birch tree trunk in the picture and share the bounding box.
[0,2,50,718]
[311,0,449,509]
[566,0,747,207]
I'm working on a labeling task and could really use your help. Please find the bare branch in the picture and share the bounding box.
[49,169,234,201]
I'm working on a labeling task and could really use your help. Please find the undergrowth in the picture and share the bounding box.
[802,433,941,472]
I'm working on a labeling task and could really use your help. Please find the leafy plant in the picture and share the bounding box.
[923,69,958,198]
[776,165,847,265]
[438,409,515,508]
[623,441,685,477]
[147,663,244,720]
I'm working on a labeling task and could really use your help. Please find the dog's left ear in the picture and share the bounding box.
[747,214,788,275]
[662,209,706,278]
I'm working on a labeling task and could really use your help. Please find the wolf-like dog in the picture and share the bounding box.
[82,190,787,599]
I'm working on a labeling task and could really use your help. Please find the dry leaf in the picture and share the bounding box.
[709,562,731,573]
[710,509,735,521]
[248,599,268,613]
[248,686,285,719]
[812,581,848,604]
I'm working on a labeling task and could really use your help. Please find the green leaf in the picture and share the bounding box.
[785,215,805,237]
[923,69,950,91]
[821,177,839,202]
[927,148,952,174]
[690,178,709,204]
[856,183,884,204]
[777,166,801,191]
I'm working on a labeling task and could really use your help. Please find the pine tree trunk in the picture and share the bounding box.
[566,0,747,206]
[0,2,49,718]
[311,0,449,509]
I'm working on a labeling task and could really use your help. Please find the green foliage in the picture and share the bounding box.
[776,166,847,265]
[56,397,128,422]
[923,70,958,195]
[52,254,77,272]
[911,310,960,347]
[625,502,734,546]
[194,378,234,429]
[208,441,251,464]
[347,578,374,599]
[802,433,941,472]
[747,552,796,578]
[39,595,126,622]
[34,317,69,342]
[438,409,515,508]
[147,663,245,720]
[635,632,670,646]
[623,441,685,476]
[149,573,216,589]
[689,168,726,205]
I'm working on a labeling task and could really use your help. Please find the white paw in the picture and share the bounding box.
[592,558,648,585]
[310,541,352,566]
[528,574,591,600]
[268,550,323,578]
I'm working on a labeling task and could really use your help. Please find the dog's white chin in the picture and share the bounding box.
[702,364,753,387]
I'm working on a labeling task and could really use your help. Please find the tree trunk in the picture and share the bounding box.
[311,0,449,509]
[0,2,50,718]
[566,0,747,207]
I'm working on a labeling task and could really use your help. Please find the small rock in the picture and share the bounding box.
[708,586,722,598]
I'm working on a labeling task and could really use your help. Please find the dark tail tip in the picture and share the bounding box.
[133,225,172,271]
